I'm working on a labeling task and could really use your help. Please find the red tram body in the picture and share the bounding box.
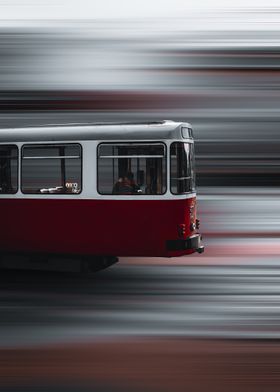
[0,121,204,269]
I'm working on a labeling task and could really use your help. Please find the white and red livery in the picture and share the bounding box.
[0,120,204,270]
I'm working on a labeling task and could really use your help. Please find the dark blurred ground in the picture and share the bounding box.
[2,259,280,391]
[2,339,280,392]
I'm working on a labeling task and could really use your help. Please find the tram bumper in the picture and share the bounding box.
[166,234,204,254]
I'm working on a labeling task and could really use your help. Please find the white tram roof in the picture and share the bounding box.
[0,120,192,143]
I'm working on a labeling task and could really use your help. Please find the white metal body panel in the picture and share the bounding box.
[0,121,196,200]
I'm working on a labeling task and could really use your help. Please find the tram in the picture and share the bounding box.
[0,120,204,271]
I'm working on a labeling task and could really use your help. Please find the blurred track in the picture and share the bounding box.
[2,258,280,391]
[2,259,280,347]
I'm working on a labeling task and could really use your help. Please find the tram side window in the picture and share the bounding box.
[0,145,18,194]
[98,144,166,195]
[21,144,82,194]
[170,142,196,194]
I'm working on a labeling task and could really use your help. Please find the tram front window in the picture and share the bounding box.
[98,143,166,195]
[170,142,196,194]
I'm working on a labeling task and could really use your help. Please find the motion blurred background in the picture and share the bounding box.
[1,1,280,188]
[1,1,280,391]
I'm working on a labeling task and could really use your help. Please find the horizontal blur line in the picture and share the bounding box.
[198,139,280,143]
[204,233,280,238]
[154,67,280,73]
[198,156,280,159]
[169,52,280,58]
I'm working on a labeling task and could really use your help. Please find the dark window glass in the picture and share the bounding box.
[0,145,18,194]
[98,144,166,195]
[181,127,193,139]
[21,144,82,194]
[170,142,196,194]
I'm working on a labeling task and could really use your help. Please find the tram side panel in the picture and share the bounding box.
[0,197,198,257]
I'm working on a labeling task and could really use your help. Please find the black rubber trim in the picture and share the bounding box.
[166,234,204,252]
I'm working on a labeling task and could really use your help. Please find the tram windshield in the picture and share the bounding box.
[98,143,166,195]
[170,142,195,194]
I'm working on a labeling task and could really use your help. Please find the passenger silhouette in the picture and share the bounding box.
[112,172,140,194]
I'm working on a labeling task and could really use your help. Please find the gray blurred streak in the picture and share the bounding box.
[0,15,279,186]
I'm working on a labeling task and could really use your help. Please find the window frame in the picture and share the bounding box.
[21,143,83,195]
[0,144,19,195]
[170,141,196,195]
[97,141,168,196]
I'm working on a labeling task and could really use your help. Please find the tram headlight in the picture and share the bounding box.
[190,222,196,231]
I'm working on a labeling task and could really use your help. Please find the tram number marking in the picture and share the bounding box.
[65,182,79,191]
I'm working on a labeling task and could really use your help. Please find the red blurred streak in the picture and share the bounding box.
[0,90,185,111]
[120,239,280,263]
[1,339,280,391]
[0,88,276,111]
